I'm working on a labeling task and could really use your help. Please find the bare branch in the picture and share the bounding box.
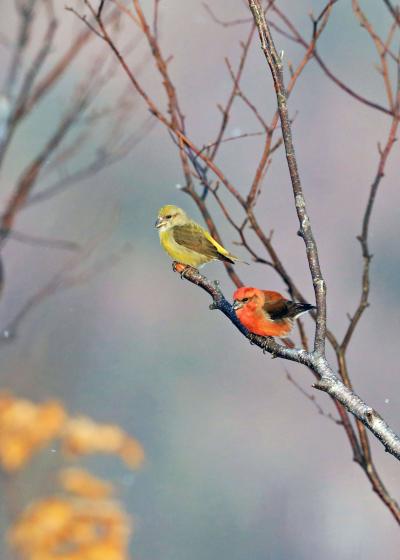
[0,208,124,343]
[248,0,400,523]
[9,230,80,252]
[285,370,342,425]
[97,0,107,18]
[210,25,256,161]
[72,0,400,523]
[0,91,92,248]
[382,0,400,26]
[3,0,37,99]
[173,264,400,462]
[202,3,251,27]
[342,116,400,352]
[25,117,155,208]
[248,0,327,355]
[272,4,395,117]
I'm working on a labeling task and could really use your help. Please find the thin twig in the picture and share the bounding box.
[9,230,80,251]
[382,0,400,26]
[272,4,395,117]
[285,370,342,425]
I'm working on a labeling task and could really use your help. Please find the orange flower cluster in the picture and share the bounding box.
[59,468,113,500]
[1,393,144,559]
[9,469,131,560]
[62,416,145,469]
[0,393,144,472]
[0,393,65,471]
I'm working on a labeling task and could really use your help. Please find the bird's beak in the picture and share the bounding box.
[232,300,244,311]
[155,216,165,229]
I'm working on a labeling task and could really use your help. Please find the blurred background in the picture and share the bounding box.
[0,0,399,558]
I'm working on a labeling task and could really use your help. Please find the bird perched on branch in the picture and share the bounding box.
[155,205,239,268]
[233,286,315,338]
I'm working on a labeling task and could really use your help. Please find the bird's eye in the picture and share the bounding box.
[165,214,172,219]
[242,297,249,302]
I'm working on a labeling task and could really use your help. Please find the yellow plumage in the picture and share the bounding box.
[155,205,238,268]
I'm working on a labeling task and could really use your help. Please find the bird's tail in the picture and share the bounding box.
[219,253,249,265]
[287,302,315,319]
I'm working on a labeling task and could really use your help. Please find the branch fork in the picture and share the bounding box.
[172,263,400,462]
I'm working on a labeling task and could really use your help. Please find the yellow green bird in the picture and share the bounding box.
[155,204,238,268]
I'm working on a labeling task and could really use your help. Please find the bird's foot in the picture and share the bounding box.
[180,267,191,280]
[172,261,185,274]
[172,261,191,279]
[248,334,256,346]
[262,337,277,358]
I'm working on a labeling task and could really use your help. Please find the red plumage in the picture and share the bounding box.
[232,286,314,338]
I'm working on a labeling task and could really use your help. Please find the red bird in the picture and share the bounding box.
[232,286,315,338]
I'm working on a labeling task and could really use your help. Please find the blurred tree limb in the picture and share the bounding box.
[0,0,150,337]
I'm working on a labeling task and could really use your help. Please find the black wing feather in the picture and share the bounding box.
[267,300,315,320]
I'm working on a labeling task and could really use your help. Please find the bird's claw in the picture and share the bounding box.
[172,261,191,279]
[248,334,256,346]
[261,337,277,357]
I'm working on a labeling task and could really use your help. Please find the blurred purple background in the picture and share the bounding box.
[0,1,399,558]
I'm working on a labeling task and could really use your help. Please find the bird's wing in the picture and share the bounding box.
[263,297,291,321]
[173,223,236,263]
[263,293,315,320]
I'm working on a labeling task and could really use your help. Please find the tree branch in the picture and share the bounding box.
[75,0,400,523]
[174,264,400,462]
[248,0,327,356]
[382,0,400,26]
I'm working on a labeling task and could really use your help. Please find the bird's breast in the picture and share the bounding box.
[236,306,291,337]
[159,228,210,267]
